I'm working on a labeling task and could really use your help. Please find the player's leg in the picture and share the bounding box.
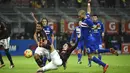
[77,40,84,64]
[0,52,5,68]
[37,49,62,72]
[85,41,92,67]
[37,61,58,73]
[34,47,45,67]
[91,55,109,73]
[98,53,102,60]
[34,53,43,67]
[50,50,62,66]
[86,42,95,67]
[97,48,118,56]
[98,44,102,61]
[4,49,14,68]
[83,48,86,56]
[87,53,92,67]
[42,39,52,66]
[86,36,96,67]
[86,48,92,67]
[0,40,5,68]
[77,42,82,64]
[77,49,82,64]
[4,37,14,68]
[42,56,47,66]
[89,45,109,73]
[42,48,51,66]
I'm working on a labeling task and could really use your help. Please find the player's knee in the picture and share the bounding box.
[54,59,62,66]
[77,49,81,53]
[4,49,9,54]
[34,53,40,60]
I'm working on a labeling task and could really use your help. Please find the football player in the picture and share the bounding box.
[0,21,14,68]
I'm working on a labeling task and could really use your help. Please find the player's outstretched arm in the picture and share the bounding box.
[30,12,38,24]
[51,34,55,45]
[87,0,91,14]
[33,32,39,46]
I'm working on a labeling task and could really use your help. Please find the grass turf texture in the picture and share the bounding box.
[0,55,130,73]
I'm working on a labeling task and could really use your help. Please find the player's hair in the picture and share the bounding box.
[78,10,86,16]
[41,18,48,24]
[92,14,98,17]
[37,22,42,26]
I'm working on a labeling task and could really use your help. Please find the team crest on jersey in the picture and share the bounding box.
[97,23,101,29]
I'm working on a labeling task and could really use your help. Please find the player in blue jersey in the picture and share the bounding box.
[31,13,54,66]
[41,18,54,44]
[40,18,54,66]
[31,12,54,45]
[88,14,105,67]
[78,0,109,73]
[70,22,83,64]
[87,14,119,67]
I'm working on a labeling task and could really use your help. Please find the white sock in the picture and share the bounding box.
[42,61,58,72]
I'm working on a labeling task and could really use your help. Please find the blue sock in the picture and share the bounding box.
[98,49,110,53]
[43,57,47,66]
[91,56,106,67]
[98,54,102,60]
[78,53,82,62]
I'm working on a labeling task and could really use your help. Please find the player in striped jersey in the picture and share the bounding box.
[31,13,54,66]
[78,0,109,73]
[0,21,14,68]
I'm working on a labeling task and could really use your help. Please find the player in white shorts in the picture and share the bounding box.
[33,23,62,73]
[33,23,51,67]
[36,32,81,73]
[0,21,14,68]
[37,45,62,73]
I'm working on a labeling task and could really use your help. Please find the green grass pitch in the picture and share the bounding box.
[0,55,130,73]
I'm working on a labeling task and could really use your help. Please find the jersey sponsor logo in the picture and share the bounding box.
[97,23,101,29]
[45,30,50,34]
[93,29,98,33]
[80,22,89,27]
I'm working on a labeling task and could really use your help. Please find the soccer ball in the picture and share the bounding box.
[24,49,33,58]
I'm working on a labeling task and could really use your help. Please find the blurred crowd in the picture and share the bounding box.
[0,0,129,8]
[11,33,33,40]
